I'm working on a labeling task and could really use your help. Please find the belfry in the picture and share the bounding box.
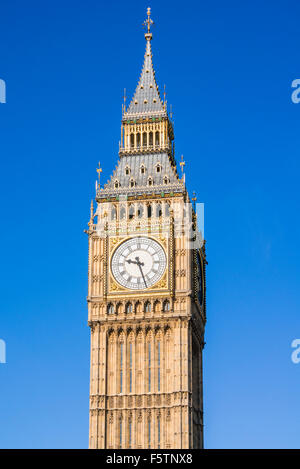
[87,8,206,449]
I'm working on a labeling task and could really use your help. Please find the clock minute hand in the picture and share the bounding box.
[135,257,147,288]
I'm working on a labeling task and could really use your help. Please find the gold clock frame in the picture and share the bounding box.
[108,234,169,296]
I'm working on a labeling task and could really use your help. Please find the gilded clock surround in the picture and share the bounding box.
[86,9,206,449]
[109,235,169,293]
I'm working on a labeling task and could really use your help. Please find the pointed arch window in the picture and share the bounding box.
[137,204,143,218]
[143,132,147,147]
[148,177,153,187]
[120,206,126,219]
[130,179,136,188]
[111,205,117,220]
[114,180,120,189]
[148,342,151,392]
[163,300,170,312]
[149,132,153,146]
[164,176,169,185]
[156,203,162,218]
[120,341,124,393]
[129,420,132,448]
[125,165,131,175]
[125,302,133,314]
[136,133,141,148]
[140,164,146,174]
[165,202,170,217]
[156,164,161,173]
[147,204,152,218]
[107,303,114,315]
[129,342,133,393]
[148,418,151,448]
[119,418,122,448]
[157,341,161,392]
[130,134,134,149]
[157,416,161,449]
[155,131,160,146]
[129,205,135,219]
[145,301,151,313]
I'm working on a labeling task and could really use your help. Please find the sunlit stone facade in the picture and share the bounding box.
[87,9,206,449]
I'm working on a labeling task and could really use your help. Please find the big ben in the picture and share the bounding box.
[87,9,206,449]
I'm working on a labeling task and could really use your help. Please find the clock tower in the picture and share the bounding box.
[87,9,206,449]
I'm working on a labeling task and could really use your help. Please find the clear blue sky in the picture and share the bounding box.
[0,0,300,449]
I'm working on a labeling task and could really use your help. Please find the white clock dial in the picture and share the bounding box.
[111,237,167,290]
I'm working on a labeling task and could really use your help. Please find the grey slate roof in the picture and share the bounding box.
[96,152,184,200]
[104,153,180,189]
[124,39,166,118]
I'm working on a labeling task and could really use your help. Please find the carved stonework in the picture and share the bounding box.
[175,269,186,277]
[87,9,205,450]
[136,396,142,407]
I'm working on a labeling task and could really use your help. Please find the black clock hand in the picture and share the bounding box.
[126,258,144,266]
[135,257,147,288]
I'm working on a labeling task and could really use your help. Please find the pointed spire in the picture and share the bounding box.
[124,8,166,119]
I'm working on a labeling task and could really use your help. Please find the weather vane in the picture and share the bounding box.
[143,7,154,40]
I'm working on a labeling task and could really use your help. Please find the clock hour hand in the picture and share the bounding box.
[126,257,144,266]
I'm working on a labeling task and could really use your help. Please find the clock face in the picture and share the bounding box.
[111,237,167,290]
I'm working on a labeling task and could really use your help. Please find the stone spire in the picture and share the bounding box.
[124,8,166,119]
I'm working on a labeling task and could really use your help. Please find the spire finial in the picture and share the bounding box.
[96,162,102,187]
[192,191,197,210]
[89,199,94,226]
[180,155,186,184]
[180,155,185,173]
[143,7,154,40]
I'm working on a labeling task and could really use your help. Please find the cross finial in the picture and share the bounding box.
[143,7,154,40]
[96,162,102,186]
